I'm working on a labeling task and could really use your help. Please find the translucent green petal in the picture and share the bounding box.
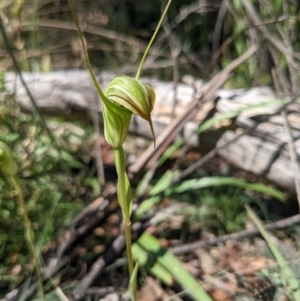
[101,94,132,148]
[0,142,18,176]
[105,76,156,145]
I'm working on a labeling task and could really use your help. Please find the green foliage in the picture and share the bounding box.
[168,177,285,201]
[135,233,213,301]
[247,206,300,300]
[2,0,300,88]
[0,97,98,293]
[102,76,156,148]
[1,0,298,298]
[128,262,139,301]
[0,142,18,176]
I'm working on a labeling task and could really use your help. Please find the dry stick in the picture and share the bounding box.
[241,0,300,60]
[128,44,258,178]
[91,110,105,187]
[146,2,215,74]
[86,287,116,297]
[1,258,69,301]
[24,19,146,50]
[70,221,148,301]
[170,213,300,255]
[268,45,300,207]
[162,15,181,119]
[157,1,215,72]
[56,187,117,260]
[172,94,300,186]
[268,43,300,207]
[265,0,299,93]
[282,110,300,209]
[262,0,298,94]
[209,15,290,71]
[268,46,292,94]
[56,197,112,259]
[212,0,228,57]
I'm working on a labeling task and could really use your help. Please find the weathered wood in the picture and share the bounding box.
[4,71,199,143]
[217,130,299,192]
[4,71,300,193]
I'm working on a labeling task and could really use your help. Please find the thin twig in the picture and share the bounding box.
[212,0,227,57]
[282,110,300,209]
[69,221,148,301]
[24,19,146,49]
[162,12,181,119]
[241,0,300,59]
[91,110,105,187]
[170,213,300,255]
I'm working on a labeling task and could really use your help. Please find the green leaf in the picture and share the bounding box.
[137,233,213,301]
[128,262,139,301]
[149,170,179,196]
[124,171,133,217]
[105,76,156,145]
[60,150,84,169]
[83,178,101,196]
[135,196,161,220]
[102,95,132,148]
[246,205,300,300]
[132,243,173,286]
[158,140,183,166]
[168,177,285,201]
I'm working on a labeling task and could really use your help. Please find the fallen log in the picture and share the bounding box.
[4,70,300,192]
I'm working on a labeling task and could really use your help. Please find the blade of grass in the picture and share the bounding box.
[167,176,285,201]
[128,262,139,301]
[149,170,179,195]
[246,205,300,300]
[137,233,213,301]
[132,243,174,286]
[136,170,180,219]
[135,196,161,220]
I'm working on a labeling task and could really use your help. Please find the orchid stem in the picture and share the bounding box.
[135,0,173,80]
[114,147,134,277]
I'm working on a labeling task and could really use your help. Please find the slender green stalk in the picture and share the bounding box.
[67,2,173,299]
[67,0,106,101]
[67,0,106,188]
[114,146,134,276]
[135,0,173,80]
[124,220,134,276]
[11,176,45,301]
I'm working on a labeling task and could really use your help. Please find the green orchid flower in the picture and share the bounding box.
[67,1,172,298]
[102,75,156,148]
[101,93,132,149]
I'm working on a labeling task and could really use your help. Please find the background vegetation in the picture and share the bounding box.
[1,0,300,300]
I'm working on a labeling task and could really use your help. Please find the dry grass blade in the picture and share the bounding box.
[246,205,300,300]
